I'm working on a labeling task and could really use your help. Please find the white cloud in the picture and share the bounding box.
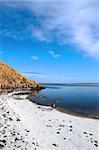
[31,55,39,60]
[22,73,34,78]
[31,28,47,41]
[0,0,99,58]
[49,50,61,58]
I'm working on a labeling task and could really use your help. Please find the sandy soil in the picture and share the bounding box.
[0,91,99,150]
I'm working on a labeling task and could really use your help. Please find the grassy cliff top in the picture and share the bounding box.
[0,61,39,89]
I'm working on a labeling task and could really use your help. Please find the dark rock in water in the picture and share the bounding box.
[52,103,56,108]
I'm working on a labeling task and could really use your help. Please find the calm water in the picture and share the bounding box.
[29,84,99,118]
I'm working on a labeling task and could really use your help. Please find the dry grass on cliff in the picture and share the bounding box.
[0,61,39,89]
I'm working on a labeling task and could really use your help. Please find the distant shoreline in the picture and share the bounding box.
[42,83,99,86]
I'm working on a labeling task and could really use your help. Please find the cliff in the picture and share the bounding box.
[0,61,40,90]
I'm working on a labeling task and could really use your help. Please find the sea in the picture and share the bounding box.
[29,83,99,118]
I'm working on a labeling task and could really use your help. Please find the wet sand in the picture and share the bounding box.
[57,108,99,119]
[29,97,99,119]
[0,91,99,150]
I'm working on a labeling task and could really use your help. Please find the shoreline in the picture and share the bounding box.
[29,98,99,120]
[1,88,99,120]
[0,91,99,150]
[28,96,99,120]
[0,85,44,93]
[57,108,99,120]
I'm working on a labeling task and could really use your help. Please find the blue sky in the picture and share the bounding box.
[0,0,99,83]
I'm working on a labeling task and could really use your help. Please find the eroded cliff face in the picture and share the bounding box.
[0,61,39,89]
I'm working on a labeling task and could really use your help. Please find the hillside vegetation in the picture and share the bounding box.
[0,61,39,89]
